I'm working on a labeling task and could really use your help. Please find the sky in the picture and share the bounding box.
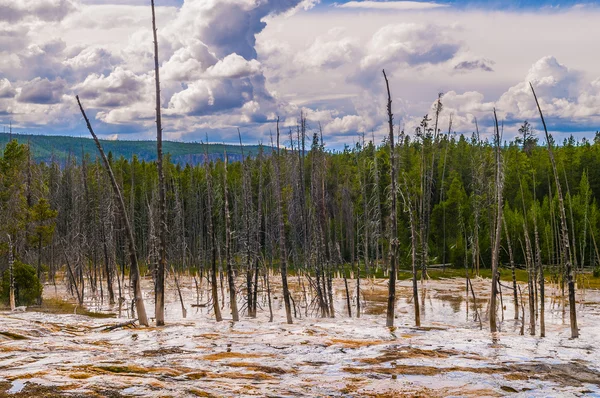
[1,0,599,147]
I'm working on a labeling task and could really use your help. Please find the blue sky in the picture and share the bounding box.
[1,0,600,146]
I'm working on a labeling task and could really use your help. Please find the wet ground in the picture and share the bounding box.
[1,274,600,397]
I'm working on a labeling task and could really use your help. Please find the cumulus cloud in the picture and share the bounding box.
[0,79,16,98]
[0,27,30,53]
[0,0,77,22]
[74,67,148,107]
[17,78,67,104]
[298,28,359,70]
[360,23,460,70]
[497,56,582,121]
[169,78,255,116]
[2,0,600,145]
[204,54,262,79]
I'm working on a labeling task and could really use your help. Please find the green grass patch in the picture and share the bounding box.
[35,298,115,319]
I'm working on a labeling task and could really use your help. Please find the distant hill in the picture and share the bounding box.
[0,133,268,165]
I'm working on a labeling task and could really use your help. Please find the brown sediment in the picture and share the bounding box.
[327,338,390,348]
[185,371,209,380]
[343,364,508,376]
[188,389,220,398]
[5,371,49,381]
[142,347,185,356]
[76,364,184,377]
[343,361,600,388]
[514,362,600,386]
[0,345,24,352]
[202,351,273,360]
[0,331,30,340]
[206,371,276,380]
[69,372,92,379]
[339,386,502,398]
[0,381,83,398]
[226,361,292,374]
[197,333,220,340]
[359,346,462,364]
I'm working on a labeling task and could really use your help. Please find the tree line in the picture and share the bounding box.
[1,101,599,334]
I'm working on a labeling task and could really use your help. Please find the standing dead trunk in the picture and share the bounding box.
[253,146,264,318]
[533,205,545,337]
[383,70,398,328]
[76,96,148,326]
[490,109,504,333]
[204,149,222,322]
[100,221,115,305]
[530,83,578,338]
[7,235,15,311]
[273,118,293,324]
[223,154,239,322]
[151,0,166,327]
[404,180,420,327]
[502,217,518,320]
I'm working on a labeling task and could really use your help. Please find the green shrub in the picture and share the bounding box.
[1,261,43,306]
[593,267,600,278]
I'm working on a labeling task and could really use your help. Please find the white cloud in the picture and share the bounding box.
[0,79,16,98]
[16,78,67,104]
[205,54,262,79]
[337,1,447,10]
[74,67,149,107]
[0,0,78,22]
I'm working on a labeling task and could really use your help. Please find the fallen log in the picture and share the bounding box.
[102,320,137,332]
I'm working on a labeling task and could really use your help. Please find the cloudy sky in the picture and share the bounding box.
[1,0,599,147]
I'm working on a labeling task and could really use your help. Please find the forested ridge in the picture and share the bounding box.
[0,132,265,165]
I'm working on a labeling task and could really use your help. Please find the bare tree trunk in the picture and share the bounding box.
[502,217,518,320]
[204,149,222,322]
[406,184,421,327]
[223,154,239,322]
[533,206,545,337]
[253,147,264,318]
[76,96,148,326]
[100,221,115,305]
[171,265,187,318]
[8,235,15,311]
[273,118,293,324]
[383,69,398,328]
[151,0,166,327]
[530,83,578,338]
[490,109,504,333]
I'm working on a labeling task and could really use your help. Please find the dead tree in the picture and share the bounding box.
[76,96,148,326]
[383,69,398,328]
[238,131,255,318]
[252,146,265,318]
[532,199,545,337]
[8,234,15,311]
[502,217,519,319]
[204,147,222,322]
[530,83,578,338]
[151,0,166,326]
[223,153,239,321]
[490,109,504,333]
[273,118,294,324]
[400,175,420,327]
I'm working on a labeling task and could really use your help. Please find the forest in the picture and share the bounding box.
[2,1,600,396]
[2,103,600,395]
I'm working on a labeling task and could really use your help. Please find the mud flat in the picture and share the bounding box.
[1,276,599,397]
